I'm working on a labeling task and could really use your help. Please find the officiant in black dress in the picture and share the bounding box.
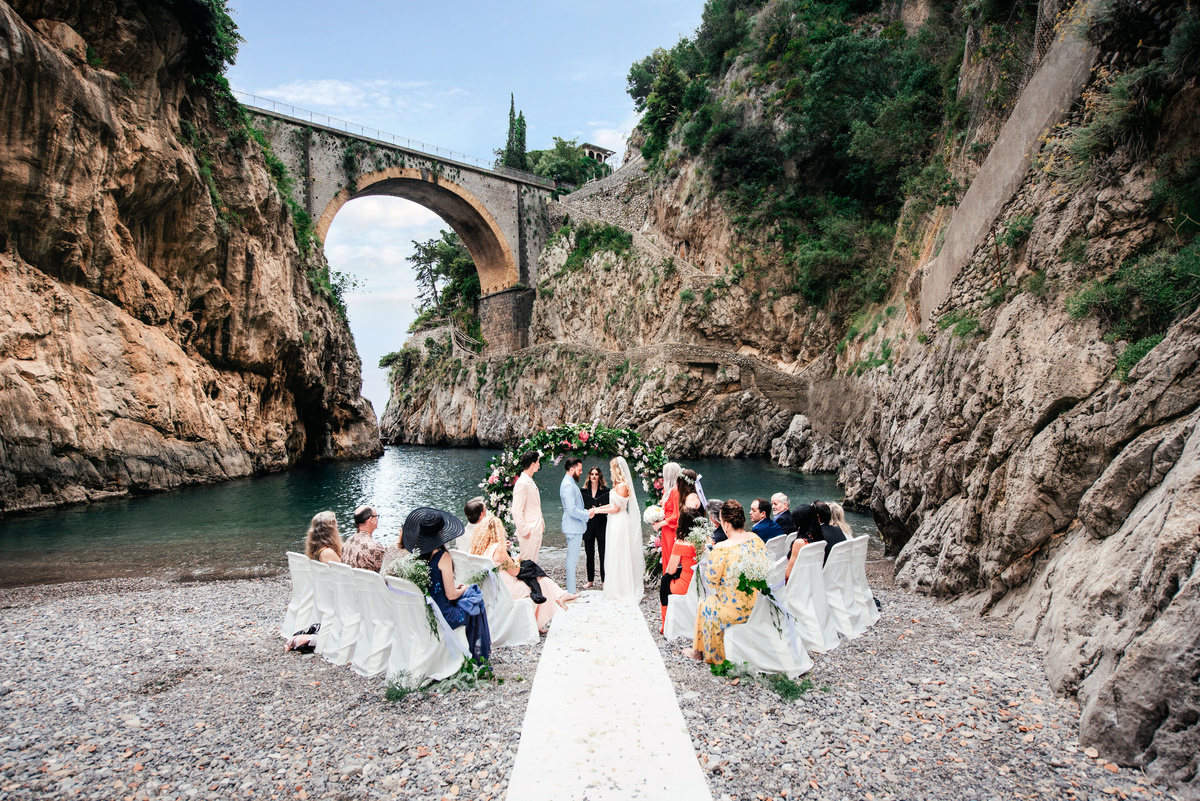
[581,465,609,589]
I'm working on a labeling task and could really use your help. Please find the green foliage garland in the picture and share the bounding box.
[480,424,670,527]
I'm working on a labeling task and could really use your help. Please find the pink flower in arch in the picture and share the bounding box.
[579,430,590,443]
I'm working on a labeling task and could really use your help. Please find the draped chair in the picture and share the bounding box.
[724,557,813,678]
[281,552,317,639]
[783,541,841,653]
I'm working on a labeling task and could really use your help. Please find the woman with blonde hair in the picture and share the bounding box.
[469,515,576,632]
[591,456,643,601]
[652,462,681,574]
[305,511,342,563]
[829,502,853,536]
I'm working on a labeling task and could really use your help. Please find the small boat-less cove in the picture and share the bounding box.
[0,446,878,588]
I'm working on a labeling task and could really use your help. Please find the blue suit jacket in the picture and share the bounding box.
[560,474,590,536]
[753,518,786,542]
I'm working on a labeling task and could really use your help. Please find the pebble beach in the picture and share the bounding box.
[0,554,1183,801]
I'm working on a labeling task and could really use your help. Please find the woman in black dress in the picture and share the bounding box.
[581,465,609,589]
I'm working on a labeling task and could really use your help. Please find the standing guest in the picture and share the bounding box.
[463,497,487,547]
[664,468,700,573]
[771,493,797,535]
[559,457,593,594]
[305,511,342,563]
[660,496,704,628]
[653,462,682,573]
[749,498,785,542]
[403,507,491,662]
[707,499,726,544]
[512,451,545,562]
[342,506,385,572]
[581,466,609,589]
[683,500,769,665]
[814,501,846,566]
[829,502,854,537]
[470,516,577,633]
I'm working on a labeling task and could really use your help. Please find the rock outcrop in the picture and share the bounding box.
[0,0,381,512]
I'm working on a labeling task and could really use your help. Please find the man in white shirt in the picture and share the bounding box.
[511,451,545,561]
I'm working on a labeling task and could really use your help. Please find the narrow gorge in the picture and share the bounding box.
[0,0,381,513]
[380,0,1200,791]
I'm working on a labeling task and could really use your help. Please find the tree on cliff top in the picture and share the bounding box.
[409,231,482,342]
[499,95,529,171]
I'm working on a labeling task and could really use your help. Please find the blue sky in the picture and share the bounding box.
[226,0,704,414]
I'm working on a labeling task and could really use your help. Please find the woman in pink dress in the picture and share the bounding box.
[469,515,577,633]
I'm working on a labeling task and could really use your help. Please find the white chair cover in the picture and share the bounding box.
[823,540,866,639]
[281,552,317,638]
[784,541,841,653]
[724,588,814,678]
[449,549,539,647]
[308,561,342,657]
[663,554,708,642]
[768,553,787,588]
[849,535,881,627]
[326,563,363,666]
[783,531,799,553]
[765,536,790,563]
[383,575,467,683]
[349,568,395,677]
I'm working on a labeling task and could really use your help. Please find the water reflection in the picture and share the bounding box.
[0,446,878,588]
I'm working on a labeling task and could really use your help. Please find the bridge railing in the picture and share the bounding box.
[233,90,556,190]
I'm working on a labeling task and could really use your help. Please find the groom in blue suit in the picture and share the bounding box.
[560,457,592,594]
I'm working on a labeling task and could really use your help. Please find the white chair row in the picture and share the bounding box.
[280,551,539,684]
[662,535,881,676]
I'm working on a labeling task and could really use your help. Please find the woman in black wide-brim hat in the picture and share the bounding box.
[403,507,491,662]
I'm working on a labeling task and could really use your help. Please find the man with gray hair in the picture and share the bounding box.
[343,505,385,572]
[771,493,797,535]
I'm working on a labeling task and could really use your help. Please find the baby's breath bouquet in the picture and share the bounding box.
[386,553,438,637]
[734,544,782,634]
[643,505,665,525]
[464,565,499,588]
[686,519,712,597]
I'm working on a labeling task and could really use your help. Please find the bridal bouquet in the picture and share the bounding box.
[643,505,665,525]
[385,553,439,637]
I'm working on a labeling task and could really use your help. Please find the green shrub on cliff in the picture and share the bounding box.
[408,231,482,343]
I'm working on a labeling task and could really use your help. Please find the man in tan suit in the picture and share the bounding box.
[512,450,545,561]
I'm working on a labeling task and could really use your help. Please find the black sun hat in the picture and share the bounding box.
[401,507,466,555]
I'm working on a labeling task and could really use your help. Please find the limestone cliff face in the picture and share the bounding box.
[0,0,381,512]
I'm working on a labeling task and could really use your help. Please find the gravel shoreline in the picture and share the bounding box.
[0,555,1184,801]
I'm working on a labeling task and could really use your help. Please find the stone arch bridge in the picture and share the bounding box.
[242,97,554,353]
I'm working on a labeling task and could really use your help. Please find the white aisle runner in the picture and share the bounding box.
[506,592,713,800]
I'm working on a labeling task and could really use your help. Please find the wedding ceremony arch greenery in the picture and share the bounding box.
[479,423,670,526]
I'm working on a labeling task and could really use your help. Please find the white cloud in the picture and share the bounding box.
[254,78,434,112]
[587,108,641,162]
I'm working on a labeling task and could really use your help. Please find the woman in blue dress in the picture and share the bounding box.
[403,507,491,662]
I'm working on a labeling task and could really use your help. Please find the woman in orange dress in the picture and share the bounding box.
[660,498,704,622]
[653,462,681,575]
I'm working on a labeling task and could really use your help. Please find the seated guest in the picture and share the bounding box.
[660,495,703,628]
[462,497,487,548]
[342,506,385,572]
[829,502,854,537]
[683,500,770,665]
[469,516,576,633]
[750,497,785,542]
[707,499,726,544]
[305,511,342,563]
[404,508,491,662]
[814,501,846,565]
[771,493,797,534]
[790,500,824,543]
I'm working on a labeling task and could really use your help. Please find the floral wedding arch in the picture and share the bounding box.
[479,423,671,524]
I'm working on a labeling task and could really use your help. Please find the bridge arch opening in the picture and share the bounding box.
[316,167,519,295]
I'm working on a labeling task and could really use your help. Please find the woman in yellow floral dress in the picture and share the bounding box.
[683,499,768,664]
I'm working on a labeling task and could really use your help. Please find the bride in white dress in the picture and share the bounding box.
[596,456,644,602]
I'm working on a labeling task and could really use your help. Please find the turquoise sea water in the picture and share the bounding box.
[0,446,878,588]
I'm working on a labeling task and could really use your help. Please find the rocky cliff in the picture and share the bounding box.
[0,0,381,513]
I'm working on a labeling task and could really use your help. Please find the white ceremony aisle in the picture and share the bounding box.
[507,592,713,800]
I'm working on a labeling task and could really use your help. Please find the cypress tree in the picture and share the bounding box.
[502,94,528,171]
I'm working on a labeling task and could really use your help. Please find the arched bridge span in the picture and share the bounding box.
[244,102,554,353]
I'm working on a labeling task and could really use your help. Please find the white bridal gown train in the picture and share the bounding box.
[603,458,644,602]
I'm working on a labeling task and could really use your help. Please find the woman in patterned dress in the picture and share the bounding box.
[682,499,767,664]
